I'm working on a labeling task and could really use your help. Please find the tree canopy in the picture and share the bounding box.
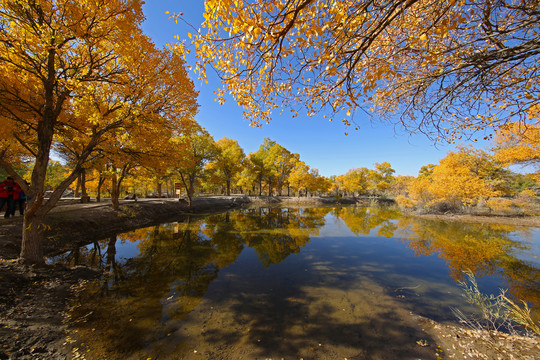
[0,0,198,263]
[179,0,540,140]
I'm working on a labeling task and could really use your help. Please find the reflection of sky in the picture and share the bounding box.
[508,228,540,267]
[317,214,356,237]
[315,213,530,295]
[115,238,145,262]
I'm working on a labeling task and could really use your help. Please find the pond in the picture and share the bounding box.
[50,206,540,360]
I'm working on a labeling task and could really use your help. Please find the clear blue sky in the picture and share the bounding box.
[140,1,486,177]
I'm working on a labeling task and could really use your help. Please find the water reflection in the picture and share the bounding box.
[395,217,540,317]
[329,206,539,313]
[62,208,331,358]
[55,206,540,359]
[332,206,401,238]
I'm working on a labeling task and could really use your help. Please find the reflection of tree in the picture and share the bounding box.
[396,218,540,317]
[52,240,106,269]
[66,208,329,358]
[67,218,241,358]
[201,211,245,268]
[333,206,400,238]
[332,206,539,320]
[232,207,330,267]
[63,206,540,357]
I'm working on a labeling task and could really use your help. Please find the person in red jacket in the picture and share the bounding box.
[0,177,20,218]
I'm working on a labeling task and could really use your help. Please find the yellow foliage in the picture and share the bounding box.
[518,189,537,200]
[396,195,416,209]
[494,122,540,174]
[403,148,502,209]
[178,0,540,140]
[486,198,514,212]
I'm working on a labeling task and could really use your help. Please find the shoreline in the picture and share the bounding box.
[1,196,539,359]
[409,212,540,228]
[3,195,538,260]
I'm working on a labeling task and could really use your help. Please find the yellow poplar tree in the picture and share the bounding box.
[207,137,245,195]
[407,148,503,209]
[0,0,198,263]
[176,0,539,140]
[266,143,299,196]
[173,124,218,206]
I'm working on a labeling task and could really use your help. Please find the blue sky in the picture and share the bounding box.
[140,1,485,177]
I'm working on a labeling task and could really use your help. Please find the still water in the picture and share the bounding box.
[51,206,540,359]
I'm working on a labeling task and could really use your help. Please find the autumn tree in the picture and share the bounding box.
[388,175,414,198]
[266,143,299,196]
[368,162,395,195]
[307,169,332,195]
[340,168,370,196]
[243,138,277,196]
[0,0,198,263]
[176,0,539,140]
[405,147,506,210]
[206,137,245,195]
[236,166,258,195]
[288,161,329,196]
[174,125,217,206]
[289,161,312,196]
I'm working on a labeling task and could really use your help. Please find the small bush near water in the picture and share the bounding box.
[454,270,540,337]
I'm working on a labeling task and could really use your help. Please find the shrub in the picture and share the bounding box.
[486,198,514,213]
[426,199,462,213]
[396,195,416,209]
[456,270,540,336]
[518,189,537,200]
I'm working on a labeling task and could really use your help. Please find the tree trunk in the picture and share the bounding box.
[74,174,80,197]
[111,173,120,211]
[179,172,194,207]
[226,179,231,196]
[80,169,90,203]
[96,173,105,202]
[157,181,162,198]
[20,212,46,264]
[187,177,195,206]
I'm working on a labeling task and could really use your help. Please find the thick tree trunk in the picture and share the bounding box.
[157,181,162,198]
[20,212,46,264]
[74,174,80,197]
[80,169,90,203]
[226,179,231,196]
[187,178,195,207]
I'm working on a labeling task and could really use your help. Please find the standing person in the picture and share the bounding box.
[0,177,18,218]
[8,181,21,217]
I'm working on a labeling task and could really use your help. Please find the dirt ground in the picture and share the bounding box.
[1,198,539,359]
